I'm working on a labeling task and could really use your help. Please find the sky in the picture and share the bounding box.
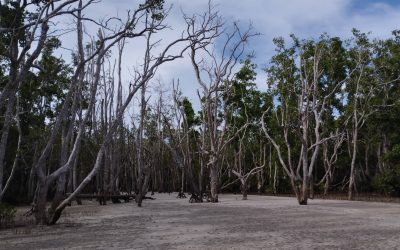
[55,0,400,110]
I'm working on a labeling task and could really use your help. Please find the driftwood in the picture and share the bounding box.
[202,192,211,202]
[189,193,203,203]
[176,191,187,199]
[143,196,156,200]
[65,193,135,205]
[189,192,211,203]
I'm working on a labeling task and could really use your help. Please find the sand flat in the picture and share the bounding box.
[1,194,400,249]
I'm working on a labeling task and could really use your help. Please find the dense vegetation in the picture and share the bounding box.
[1,0,400,225]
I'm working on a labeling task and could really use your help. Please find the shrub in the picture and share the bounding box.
[373,167,400,197]
[374,143,400,197]
[0,203,16,228]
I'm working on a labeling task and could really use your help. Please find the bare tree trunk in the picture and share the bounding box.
[348,126,358,200]
[181,168,185,193]
[256,171,262,194]
[136,80,148,207]
[27,144,39,200]
[0,97,22,202]
[364,141,370,179]
[49,117,75,216]
[209,162,219,202]
[209,170,218,201]
[256,146,265,194]
[273,161,277,194]
[241,180,248,200]
[35,182,49,225]
[324,176,330,196]
[300,125,309,205]
[309,175,314,199]
[0,95,16,200]
[377,144,383,172]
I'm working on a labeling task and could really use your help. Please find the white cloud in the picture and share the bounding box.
[51,0,400,110]
[162,0,400,108]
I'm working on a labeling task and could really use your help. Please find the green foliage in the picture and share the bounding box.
[226,58,271,133]
[373,167,400,196]
[180,97,199,128]
[373,144,400,196]
[19,37,71,129]
[140,0,165,20]
[0,2,25,45]
[386,144,400,163]
[0,203,16,228]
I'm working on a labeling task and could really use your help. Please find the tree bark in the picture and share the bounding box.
[348,126,358,200]
[35,182,49,225]
[0,94,16,200]
[209,164,218,202]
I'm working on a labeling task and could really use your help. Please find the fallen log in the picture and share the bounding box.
[65,193,136,205]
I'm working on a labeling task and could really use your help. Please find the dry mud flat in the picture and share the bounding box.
[1,194,400,250]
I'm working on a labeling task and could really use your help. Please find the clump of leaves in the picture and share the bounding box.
[140,0,165,20]
[373,144,400,196]
[0,203,16,228]
[373,168,400,196]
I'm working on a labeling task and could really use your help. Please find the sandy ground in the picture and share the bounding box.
[1,194,400,250]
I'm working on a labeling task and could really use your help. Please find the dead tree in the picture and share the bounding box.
[189,18,257,202]
[48,3,223,224]
[30,0,174,224]
[134,73,151,207]
[220,126,265,200]
[230,143,265,200]
[162,80,205,199]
